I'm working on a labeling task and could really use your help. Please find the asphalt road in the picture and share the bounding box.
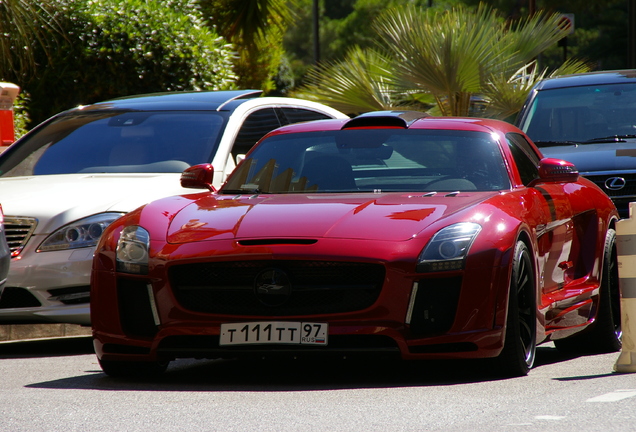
[0,337,635,432]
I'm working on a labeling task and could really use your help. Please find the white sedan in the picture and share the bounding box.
[0,90,347,325]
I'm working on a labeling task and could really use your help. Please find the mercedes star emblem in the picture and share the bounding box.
[254,268,292,307]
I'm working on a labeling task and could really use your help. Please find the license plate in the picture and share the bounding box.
[219,321,328,346]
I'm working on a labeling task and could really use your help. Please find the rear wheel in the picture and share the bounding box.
[99,358,169,379]
[494,241,536,377]
[554,228,621,354]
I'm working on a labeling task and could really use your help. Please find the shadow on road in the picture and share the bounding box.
[5,337,616,391]
[0,336,94,358]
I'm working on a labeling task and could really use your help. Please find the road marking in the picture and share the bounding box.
[586,389,636,402]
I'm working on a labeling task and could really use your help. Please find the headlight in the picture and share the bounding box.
[37,212,125,252]
[116,225,150,274]
[416,222,481,272]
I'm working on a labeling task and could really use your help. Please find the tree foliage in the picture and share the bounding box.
[463,0,629,70]
[0,0,61,78]
[6,0,237,126]
[295,2,589,118]
[299,47,402,114]
[284,0,463,85]
[199,0,294,92]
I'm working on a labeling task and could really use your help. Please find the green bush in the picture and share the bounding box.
[13,92,30,140]
[13,0,237,127]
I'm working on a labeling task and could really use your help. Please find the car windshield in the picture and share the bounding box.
[519,82,636,144]
[221,129,510,194]
[0,111,225,176]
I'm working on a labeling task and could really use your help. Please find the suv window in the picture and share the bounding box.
[519,83,636,142]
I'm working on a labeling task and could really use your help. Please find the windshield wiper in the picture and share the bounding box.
[583,135,636,143]
[532,140,581,147]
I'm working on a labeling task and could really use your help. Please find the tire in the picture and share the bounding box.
[554,228,622,354]
[494,241,537,377]
[99,358,169,379]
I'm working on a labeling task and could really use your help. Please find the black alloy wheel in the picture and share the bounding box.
[494,240,537,377]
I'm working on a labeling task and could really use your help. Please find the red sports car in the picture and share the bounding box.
[91,111,621,378]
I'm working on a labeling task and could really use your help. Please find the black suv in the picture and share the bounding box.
[517,70,636,217]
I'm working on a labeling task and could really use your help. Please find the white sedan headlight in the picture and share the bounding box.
[116,226,150,274]
[416,222,482,272]
[37,212,125,252]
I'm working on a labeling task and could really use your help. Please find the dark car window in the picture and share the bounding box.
[232,108,282,159]
[0,111,225,176]
[519,83,636,143]
[279,108,331,125]
[506,133,540,185]
[231,108,333,159]
[222,129,511,194]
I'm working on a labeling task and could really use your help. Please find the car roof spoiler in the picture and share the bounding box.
[342,110,430,129]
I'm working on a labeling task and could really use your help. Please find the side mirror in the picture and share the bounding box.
[180,164,216,191]
[536,158,579,184]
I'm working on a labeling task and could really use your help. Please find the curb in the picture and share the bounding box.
[0,324,91,342]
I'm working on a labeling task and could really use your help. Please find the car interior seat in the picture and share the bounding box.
[300,154,357,191]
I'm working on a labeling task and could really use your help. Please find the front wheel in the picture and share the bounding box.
[494,241,537,377]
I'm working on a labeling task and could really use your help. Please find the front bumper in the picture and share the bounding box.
[94,323,506,363]
[92,258,510,363]
[0,244,93,325]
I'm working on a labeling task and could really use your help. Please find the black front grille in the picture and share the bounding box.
[0,287,41,308]
[585,173,636,217]
[586,173,636,197]
[169,260,385,316]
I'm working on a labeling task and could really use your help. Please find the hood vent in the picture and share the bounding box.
[238,239,318,246]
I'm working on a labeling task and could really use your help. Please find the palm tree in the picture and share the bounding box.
[482,59,591,120]
[295,3,590,118]
[298,47,403,115]
[0,0,60,79]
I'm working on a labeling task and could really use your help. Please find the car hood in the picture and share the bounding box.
[167,192,497,243]
[540,141,636,173]
[0,174,191,234]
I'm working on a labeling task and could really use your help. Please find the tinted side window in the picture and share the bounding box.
[232,108,334,159]
[507,133,540,185]
[232,108,282,158]
[279,108,331,125]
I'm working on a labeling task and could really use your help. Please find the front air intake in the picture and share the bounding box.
[117,279,158,337]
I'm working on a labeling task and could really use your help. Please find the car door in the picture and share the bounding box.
[507,133,575,296]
